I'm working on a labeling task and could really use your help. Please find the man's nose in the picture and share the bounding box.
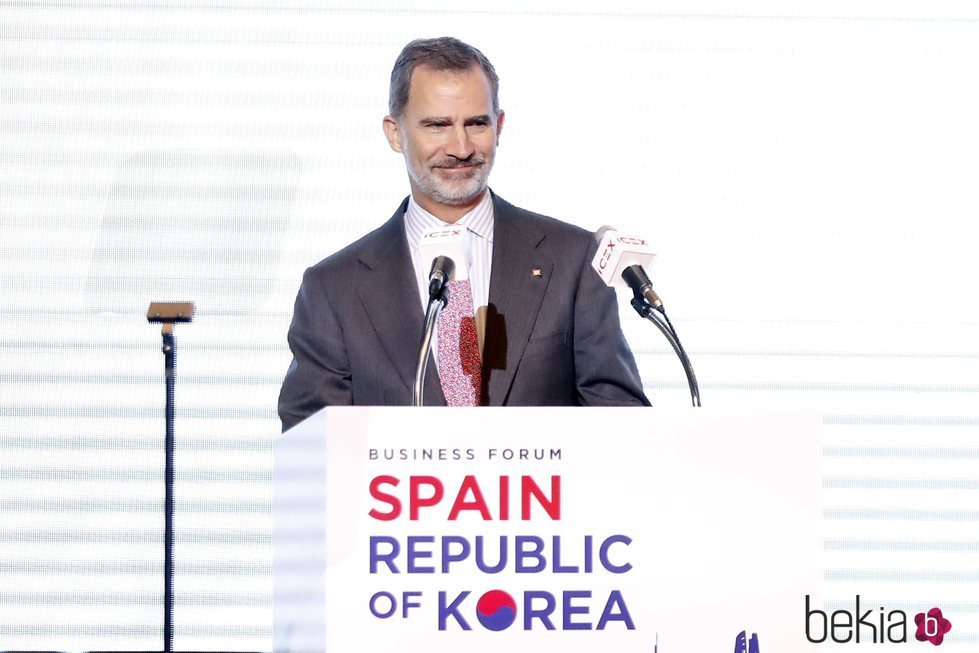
[445,125,476,159]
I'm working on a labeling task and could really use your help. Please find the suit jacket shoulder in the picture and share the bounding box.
[304,198,410,285]
[491,194,595,249]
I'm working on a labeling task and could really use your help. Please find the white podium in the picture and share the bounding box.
[273,407,822,652]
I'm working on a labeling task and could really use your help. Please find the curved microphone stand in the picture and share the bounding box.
[630,296,701,407]
[413,290,448,406]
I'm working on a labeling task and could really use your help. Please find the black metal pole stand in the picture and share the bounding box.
[147,301,193,653]
[162,322,176,653]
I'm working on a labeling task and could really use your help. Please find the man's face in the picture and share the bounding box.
[384,64,504,220]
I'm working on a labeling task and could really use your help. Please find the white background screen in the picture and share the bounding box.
[3,1,979,650]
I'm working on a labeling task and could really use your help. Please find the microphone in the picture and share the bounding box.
[427,256,455,301]
[593,226,701,406]
[420,226,470,301]
[592,226,664,313]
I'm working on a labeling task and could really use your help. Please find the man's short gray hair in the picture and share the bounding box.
[388,36,500,120]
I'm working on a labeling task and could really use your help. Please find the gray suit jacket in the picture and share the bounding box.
[278,193,649,431]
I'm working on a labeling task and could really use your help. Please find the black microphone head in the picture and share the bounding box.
[621,264,652,291]
[429,255,455,279]
[427,255,455,300]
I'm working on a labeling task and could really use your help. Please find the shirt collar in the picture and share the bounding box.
[404,190,495,249]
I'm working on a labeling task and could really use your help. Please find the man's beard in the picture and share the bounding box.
[405,155,492,207]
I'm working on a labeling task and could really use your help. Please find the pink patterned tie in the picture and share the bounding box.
[437,279,483,406]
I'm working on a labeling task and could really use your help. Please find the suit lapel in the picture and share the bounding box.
[483,195,553,405]
[356,201,447,405]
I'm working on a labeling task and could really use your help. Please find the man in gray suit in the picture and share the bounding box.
[278,37,649,431]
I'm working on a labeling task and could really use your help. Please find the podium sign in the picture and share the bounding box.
[274,407,821,652]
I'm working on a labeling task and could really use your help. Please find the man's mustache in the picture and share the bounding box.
[432,157,486,169]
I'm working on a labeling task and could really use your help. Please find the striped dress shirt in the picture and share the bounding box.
[404,191,494,356]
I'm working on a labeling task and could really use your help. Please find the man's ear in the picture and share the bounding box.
[383,116,403,153]
[495,110,505,144]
